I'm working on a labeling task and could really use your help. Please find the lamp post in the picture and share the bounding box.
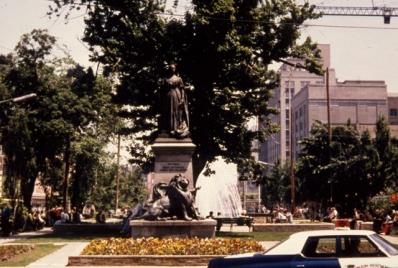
[0,93,37,105]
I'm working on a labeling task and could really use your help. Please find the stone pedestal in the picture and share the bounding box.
[151,137,196,187]
[130,220,217,239]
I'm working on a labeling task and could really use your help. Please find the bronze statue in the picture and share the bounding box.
[159,64,190,139]
[142,174,201,221]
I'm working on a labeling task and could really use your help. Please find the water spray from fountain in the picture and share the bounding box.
[195,157,242,218]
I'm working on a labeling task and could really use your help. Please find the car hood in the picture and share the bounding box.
[225,252,263,258]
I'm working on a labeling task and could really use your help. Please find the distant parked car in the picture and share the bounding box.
[208,230,398,268]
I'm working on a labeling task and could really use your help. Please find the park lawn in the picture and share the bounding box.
[7,231,292,243]
[0,244,64,267]
[216,231,293,241]
[7,232,398,248]
[3,232,118,244]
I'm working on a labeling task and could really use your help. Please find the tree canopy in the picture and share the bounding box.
[48,0,324,181]
[296,117,398,216]
[0,29,117,210]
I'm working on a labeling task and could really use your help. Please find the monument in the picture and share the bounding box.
[129,64,216,239]
[151,63,195,188]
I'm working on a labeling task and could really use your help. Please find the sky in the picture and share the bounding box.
[1,0,398,93]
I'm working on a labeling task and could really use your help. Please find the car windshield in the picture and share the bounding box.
[370,234,398,256]
[264,237,290,253]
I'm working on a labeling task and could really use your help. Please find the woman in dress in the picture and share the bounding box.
[159,64,190,139]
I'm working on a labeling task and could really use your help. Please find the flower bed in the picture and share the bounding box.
[81,237,264,255]
[69,237,264,266]
[0,245,35,262]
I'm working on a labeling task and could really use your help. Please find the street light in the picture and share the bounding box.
[0,93,37,105]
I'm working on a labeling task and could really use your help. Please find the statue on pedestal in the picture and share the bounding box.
[142,174,201,221]
[159,63,190,139]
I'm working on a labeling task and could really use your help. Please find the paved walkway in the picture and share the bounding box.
[1,226,398,268]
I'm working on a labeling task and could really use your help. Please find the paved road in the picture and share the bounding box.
[1,226,398,268]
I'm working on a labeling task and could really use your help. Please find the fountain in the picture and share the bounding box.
[195,158,243,218]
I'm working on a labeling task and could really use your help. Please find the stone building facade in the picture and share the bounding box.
[388,93,398,137]
[292,78,387,157]
[259,44,392,169]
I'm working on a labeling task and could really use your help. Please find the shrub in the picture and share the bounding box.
[81,237,264,255]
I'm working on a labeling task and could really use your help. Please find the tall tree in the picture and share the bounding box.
[1,29,116,210]
[49,0,324,183]
[259,158,292,209]
[296,118,398,216]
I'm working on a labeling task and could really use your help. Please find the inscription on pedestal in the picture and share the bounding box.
[159,163,187,172]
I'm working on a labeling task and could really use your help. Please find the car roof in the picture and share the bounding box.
[265,229,376,255]
[290,229,376,238]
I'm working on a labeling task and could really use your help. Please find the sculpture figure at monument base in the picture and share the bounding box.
[142,174,201,221]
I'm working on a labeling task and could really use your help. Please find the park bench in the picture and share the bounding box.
[216,217,253,232]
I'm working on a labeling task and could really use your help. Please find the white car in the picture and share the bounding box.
[208,230,398,268]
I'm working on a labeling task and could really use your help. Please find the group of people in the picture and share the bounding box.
[371,208,398,234]
[48,206,84,225]
[276,208,293,223]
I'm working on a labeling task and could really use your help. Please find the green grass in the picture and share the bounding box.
[8,231,292,243]
[216,231,293,241]
[7,230,398,246]
[4,232,122,244]
[0,244,64,267]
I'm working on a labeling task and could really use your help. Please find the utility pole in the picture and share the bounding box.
[115,134,121,213]
[326,67,333,205]
[290,107,295,213]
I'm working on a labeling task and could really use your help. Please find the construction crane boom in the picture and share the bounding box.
[315,6,398,23]
[315,6,398,16]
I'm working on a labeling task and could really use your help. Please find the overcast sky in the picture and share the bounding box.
[1,0,398,93]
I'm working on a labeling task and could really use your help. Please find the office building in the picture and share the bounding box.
[259,44,389,168]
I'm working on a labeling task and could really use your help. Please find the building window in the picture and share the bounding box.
[295,111,298,119]
[286,151,290,158]
[390,109,397,117]
[285,81,295,98]
[286,109,290,118]
[300,81,310,89]
[286,141,290,146]
[299,108,302,117]
[286,130,290,137]
[285,98,289,105]
[300,122,303,130]
[286,120,290,128]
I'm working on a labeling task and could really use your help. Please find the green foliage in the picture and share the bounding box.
[259,158,295,208]
[48,0,325,182]
[1,29,118,210]
[10,201,29,232]
[89,163,149,211]
[296,117,398,217]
